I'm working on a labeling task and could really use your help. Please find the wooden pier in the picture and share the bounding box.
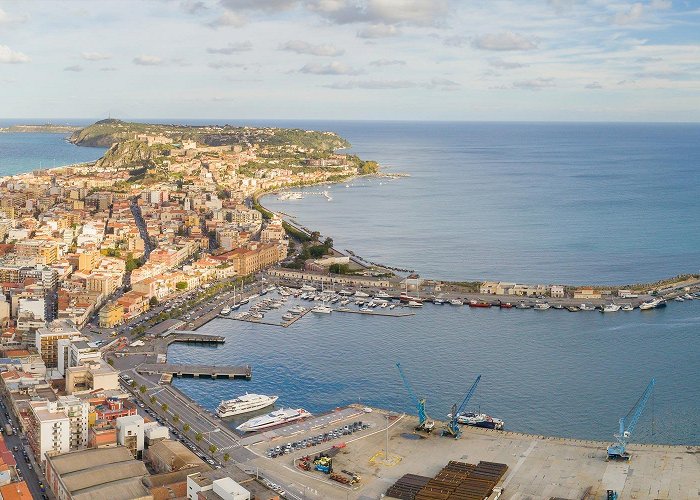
[137,363,252,379]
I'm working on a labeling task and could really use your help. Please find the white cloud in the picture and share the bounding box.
[206,42,253,54]
[208,61,244,69]
[472,32,538,51]
[82,52,111,61]
[281,40,344,56]
[133,55,164,66]
[0,45,30,64]
[650,0,672,10]
[0,7,28,26]
[369,59,406,66]
[357,23,400,38]
[513,77,556,90]
[300,61,361,75]
[427,78,461,90]
[443,36,469,48]
[585,82,603,89]
[181,0,209,15]
[489,58,527,69]
[325,79,417,89]
[308,0,448,26]
[207,10,246,28]
[220,0,298,12]
[613,3,644,25]
[64,65,83,72]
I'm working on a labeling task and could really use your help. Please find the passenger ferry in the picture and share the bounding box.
[236,408,312,432]
[216,394,279,418]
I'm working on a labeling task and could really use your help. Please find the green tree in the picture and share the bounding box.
[329,263,350,274]
[150,396,157,404]
[223,453,230,462]
[149,296,159,307]
[323,237,333,248]
[161,403,168,412]
[176,281,187,290]
[125,252,140,272]
[106,358,114,366]
[195,432,203,442]
[183,423,190,433]
[139,385,147,394]
[129,380,136,388]
[308,244,327,258]
[173,414,179,423]
[209,444,217,454]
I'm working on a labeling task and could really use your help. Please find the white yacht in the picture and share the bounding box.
[449,299,463,306]
[301,284,317,292]
[216,394,279,418]
[533,301,551,310]
[375,291,392,299]
[407,300,423,308]
[354,290,370,298]
[579,304,596,311]
[338,289,353,296]
[237,408,312,432]
[601,303,621,312]
[220,306,231,316]
[311,305,333,314]
[282,313,295,321]
[621,304,634,311]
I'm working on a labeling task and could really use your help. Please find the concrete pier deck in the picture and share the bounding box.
[136,363,252,379]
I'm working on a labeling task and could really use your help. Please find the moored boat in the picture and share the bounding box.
[601,303,621,312]
[220,306,231,316]
[311,305,332,314]
[450,411,504,430]
[533,301,551,311]
[469,300,491,308]
[499,302,513,309]
[217,394,278,418]
[236,408,312,432]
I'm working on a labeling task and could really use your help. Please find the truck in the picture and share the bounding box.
[4,424,12,435]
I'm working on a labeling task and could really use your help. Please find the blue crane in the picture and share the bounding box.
[607,378,655,460]
[396,362,435,432]
[445,374,482,438]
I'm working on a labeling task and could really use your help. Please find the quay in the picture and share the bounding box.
[136,363,252,379]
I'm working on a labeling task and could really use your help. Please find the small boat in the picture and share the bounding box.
[301,284,316,292]
[359,306,370,312]
[388,304,396,310]
[579,304,596,311]
[516,302,531,309]
[566,306,580,312]
[639,300,655,310]
[449,299,463,306]
[407,300,423,308]
[220,306,231,316]
[375,291,392,299]
[621,304,634,311]
[338,289,353,296]
[433,298,445,305]
[601,303,621,313]
[339,299,350,306]
[250,312,264,320]
[354,290,370,298]
[499,302,513,309]
[552,304,563,310]
[311,305,332,314]
[674,296,684,302]
[282,313,295,321]
[533,302,551,311]
[683,293,694,300]
[469,300,491,308]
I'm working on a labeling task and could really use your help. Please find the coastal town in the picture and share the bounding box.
[0,120,697,500]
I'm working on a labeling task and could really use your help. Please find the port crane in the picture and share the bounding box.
[396,362,435,432]
[607,378,655,460]
[445,374,482,438]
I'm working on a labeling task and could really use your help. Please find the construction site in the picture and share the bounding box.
[243,366,698,499]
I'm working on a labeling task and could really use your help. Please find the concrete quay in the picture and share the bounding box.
[136,362,252,379]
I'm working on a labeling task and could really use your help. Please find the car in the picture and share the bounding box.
[27,463,32,470]
[12,446,18,452]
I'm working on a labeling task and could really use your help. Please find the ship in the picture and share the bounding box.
[453,411,504,430]
[399,293,422,304]
[236,408,312,432]
[216,394,279,418]
[469,300,492,308]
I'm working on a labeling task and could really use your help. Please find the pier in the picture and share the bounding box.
[136,363,252,379]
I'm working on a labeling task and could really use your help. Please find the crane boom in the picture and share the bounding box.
[607,378,655,460]
[445,374,481,438]
[457,375,482,415]
[396,362,432,431]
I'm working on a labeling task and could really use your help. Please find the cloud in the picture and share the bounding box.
[220,0,298,12]
[64,65,83,72]
[280,40,344,57]
[0,7,28,26]
[208,61,244,69]
[650,0,672,10]
[369,59,406,66]
[513,77,555,90]
[0,45,30,64]
[585,82,603,89]
[443,36,469,47]
[613,3,644,25]
[181,0,209,14]
[488,58,527,69]
[206,42,253,54]
[636,56,662,63]
[100,67,117,72]
[207,10,246,28]
[133,55,164,66]
[325,79,417,89]
[472,32,538,51]
[357,23,400,38]
[427,78,461,90]
[308,0,449,26]
[81,52,111,61]
[300,61,361,75]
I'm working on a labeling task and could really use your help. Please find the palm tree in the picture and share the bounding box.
[161,403,168,412]
[223,453,230,462]
[209,444,217,454]
[195,432,203,442]
[139,385,147,394]
[150,396,156,404]
[183,424,190,433]
[172,414,179,423]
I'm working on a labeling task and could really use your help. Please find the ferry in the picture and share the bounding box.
[217,394,279,418]
[220,306,231,316]
[236,408,312,432]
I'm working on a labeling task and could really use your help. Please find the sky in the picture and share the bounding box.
[0,0,699,121]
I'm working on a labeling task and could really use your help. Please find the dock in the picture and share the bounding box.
[334,308,415,317]
[136,363,252,379]
[217,308,312,328]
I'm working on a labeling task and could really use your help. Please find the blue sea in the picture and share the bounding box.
[2,119,698,444]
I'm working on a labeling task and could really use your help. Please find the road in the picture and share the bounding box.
[0,400,50,499]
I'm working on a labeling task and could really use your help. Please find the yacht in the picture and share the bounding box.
[533,302,551,311]
[220,306,231,316]
[621,304,634,311]
[674,296,684,302]
[407,300,423,308]
[216,394,278,418]
[301,284,317,292]
[354,290,370,298]
[282,313,295,321]
[639,300,655,310]
[579,304,596,311]
[311,305,333,314]
[236,408,312,432]
[601,303,621,312]
[338,289,353,296]
[375,291,392,299]
[449,299,463,306]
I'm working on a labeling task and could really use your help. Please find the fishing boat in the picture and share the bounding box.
[533,302,551,311]
[217,394,278,418]
[311,305,333,314]
[601,303,622,312]
[449,299,463,306]
[469,300,491,308]
[499,302,513,309]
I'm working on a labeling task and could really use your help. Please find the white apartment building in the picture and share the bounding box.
[116,414,144,458]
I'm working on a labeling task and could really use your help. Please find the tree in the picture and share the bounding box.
[125,252,140,272]
[223,453,230,462]
[176,281,187,290]
[150,396,157,404]
[149,296,159,307]
[183,424,190,433]
[308,244,327,258]
[310,231,320,242]
[209,444,217,454]
[323,237,333,248]
[173,414,179,423]
[106,358,114,366]
[195,432,203,442]
[129,380,136,388]
[139,385,147,394]
[161,403,168,412]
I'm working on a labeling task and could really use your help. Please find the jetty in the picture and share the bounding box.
[136,363,252,379]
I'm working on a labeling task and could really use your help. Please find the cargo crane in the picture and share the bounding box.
[607,378,655,460]
[396,362,435,432]
[445,374,482,438]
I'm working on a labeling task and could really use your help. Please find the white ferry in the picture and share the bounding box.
[236,408,312,432]
[216,394,279,418]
